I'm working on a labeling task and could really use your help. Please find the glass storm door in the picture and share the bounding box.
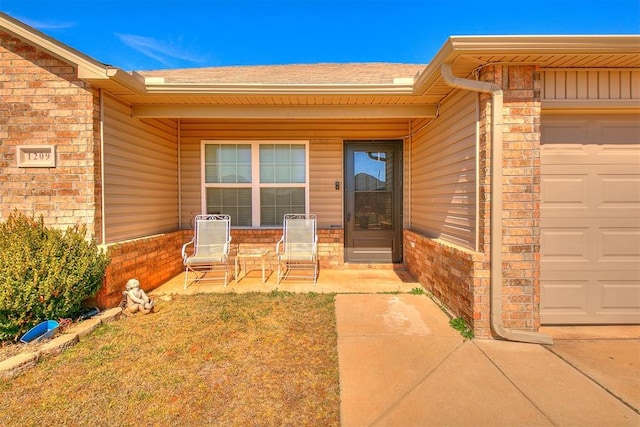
[344,141,402,263]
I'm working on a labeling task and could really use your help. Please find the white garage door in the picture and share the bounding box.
[540,114,640,324]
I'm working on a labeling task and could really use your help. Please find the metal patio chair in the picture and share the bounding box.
[181,214,232,289]
[276,213,318,286]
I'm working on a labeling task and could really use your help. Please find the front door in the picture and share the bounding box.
[344,141,402,263]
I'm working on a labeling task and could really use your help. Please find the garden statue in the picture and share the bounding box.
[123,279,154,314]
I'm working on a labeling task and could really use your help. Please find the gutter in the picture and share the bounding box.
[440,63,553,345]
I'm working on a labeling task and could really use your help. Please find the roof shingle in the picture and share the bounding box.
[138,62,426,85]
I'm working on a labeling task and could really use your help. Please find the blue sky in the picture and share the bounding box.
[1,0,639,71]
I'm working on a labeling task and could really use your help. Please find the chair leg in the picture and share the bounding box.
[276,261,281,285]
[314,259,318,286]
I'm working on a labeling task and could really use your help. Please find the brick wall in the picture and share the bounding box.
[0,31,99,236]
[405,65,543,338]
[94,228,346,308]
[478,65,542,332]
[228,228,345,270]
[404,229,491,337]
[96,230,190,308]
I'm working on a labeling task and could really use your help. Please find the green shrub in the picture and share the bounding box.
[449,317,474,340]
[0,212,110,341]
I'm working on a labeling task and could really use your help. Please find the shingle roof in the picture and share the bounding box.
[138,63,426,85]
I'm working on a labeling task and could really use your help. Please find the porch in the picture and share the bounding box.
[95,227,485,334]
[151,267,421,297]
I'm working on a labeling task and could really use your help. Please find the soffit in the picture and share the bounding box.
[415,35,640,99]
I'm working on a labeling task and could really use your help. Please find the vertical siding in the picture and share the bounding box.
[542,70,640,100]
[178,119,408,229]
[409,90,477,249]
[103,94,179,242]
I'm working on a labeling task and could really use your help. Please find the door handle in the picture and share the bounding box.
[347,212,351,222]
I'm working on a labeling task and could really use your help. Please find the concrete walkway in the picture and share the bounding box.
[337,294,640,427]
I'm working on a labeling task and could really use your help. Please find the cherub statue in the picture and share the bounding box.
[123,279,154,314]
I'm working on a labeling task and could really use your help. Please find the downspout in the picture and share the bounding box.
[440,63,552,345]
[177,119,182,229]
[99,88,106,246]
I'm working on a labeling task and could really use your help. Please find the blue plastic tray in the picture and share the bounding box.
[20,320,59,343]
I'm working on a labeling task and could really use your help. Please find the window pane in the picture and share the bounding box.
[220,146,236,162]
[260,144,275,162]
[291,164,306,183]
[260,144,306,184]
[274,145,290,163]
[290,144,305,162]
[205,144,252,183]
[275,167,291,183]
[206,187,252,227]
[237,164,251,183]
[220,164,237,183]
[260,187,305,226]
[205,145,220,162]
[237,145,251,162]
[260,164,275,183]
[204,164,219,183]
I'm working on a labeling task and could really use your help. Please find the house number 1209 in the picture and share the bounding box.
[17,145,57,168]
[26,151,51,161]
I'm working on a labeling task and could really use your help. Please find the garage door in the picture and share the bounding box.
[540,114,640,324]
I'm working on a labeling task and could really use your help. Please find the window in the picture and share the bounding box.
[202,141,308,227]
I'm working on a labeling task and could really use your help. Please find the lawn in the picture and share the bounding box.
[0,291,340,426]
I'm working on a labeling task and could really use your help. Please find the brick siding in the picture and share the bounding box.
[96,231,190,308]
[95,228,347,308]
[404,230,491,337]
[478,65,542,333]
[0,31,99,236]
[405,65,543,338]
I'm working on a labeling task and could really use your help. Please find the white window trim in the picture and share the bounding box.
[200,140,310,228]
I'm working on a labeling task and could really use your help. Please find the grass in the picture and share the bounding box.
[0,291,340,426]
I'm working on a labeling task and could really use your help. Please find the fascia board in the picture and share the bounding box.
[447,34,640,53]
[1,13,149,94]
[104,68,148,94]
[413,38,459,95]
[143,83,416,95]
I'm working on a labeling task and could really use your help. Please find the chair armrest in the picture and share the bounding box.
[181,239,194,261]
[223,236,232,255]
[276,236,285,256]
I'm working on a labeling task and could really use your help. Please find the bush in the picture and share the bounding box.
[0,212,110,342]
